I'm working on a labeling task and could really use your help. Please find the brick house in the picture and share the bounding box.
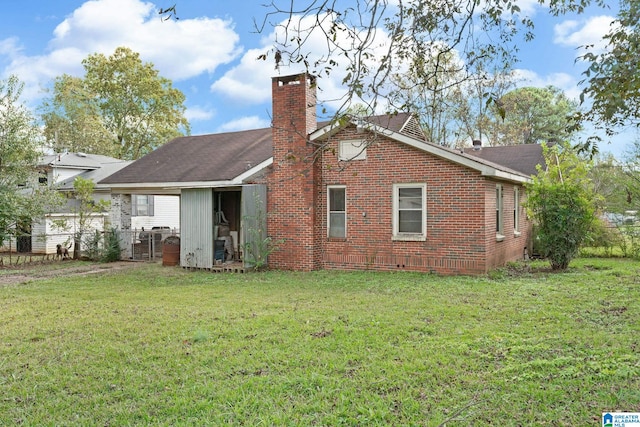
[103,72,541,274]
[267,73,536,275]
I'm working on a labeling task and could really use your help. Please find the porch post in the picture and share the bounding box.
[109,193,132,259]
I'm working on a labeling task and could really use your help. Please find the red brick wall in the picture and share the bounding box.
[312,126,532,275]
[267,74,319,270]
[484,180,532,269]
[265,73,531,275]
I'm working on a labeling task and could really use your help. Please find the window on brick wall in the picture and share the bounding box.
[132,195,154,216]
[496,184,504,240]
[514,186,520,236]
[339,140,367,161]
[393,183,426,241]
[328,186,346,238]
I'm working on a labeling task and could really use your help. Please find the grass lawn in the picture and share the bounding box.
[1,258,639,425]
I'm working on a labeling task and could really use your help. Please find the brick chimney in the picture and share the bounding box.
[267,73,319,271]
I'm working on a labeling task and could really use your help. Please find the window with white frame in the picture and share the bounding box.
[496,184,504,239]
[132,195,154,216]
[393,183,426,240]
[514,186,520,235]
[339,140,367,161]
[328,186,346,238]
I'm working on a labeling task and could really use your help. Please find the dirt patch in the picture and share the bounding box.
[0,260,147,286]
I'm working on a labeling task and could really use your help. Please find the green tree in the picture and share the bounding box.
[579,0,639,143]
[256,0,606,125]
[41,46,190,160]
[621,137,640,208]
[526,143,598,270]
[40,75,112,155]
[387,46,466,146]
[488,86,579,145]
[589,153,636,215]
[0,75,61,246]
[70,177,110,259]
[452,67,515,147]
[389,63,515,147]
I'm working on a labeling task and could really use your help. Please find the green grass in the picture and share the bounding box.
[1,258,639,425]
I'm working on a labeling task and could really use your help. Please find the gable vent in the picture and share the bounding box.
[399,115,427,141]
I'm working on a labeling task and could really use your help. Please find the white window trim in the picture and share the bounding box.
[496,184,504,241]
[327,185,347,239]
[338,139,367,161]
[514,186,521,237]
[392,183,427,241]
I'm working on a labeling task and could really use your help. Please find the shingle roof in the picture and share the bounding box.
[101,128,273,184]
[464,144,545,176]
[102,113,423,185]
[101,114,542,187]
[57,160,133,190]
[40,152,122,170]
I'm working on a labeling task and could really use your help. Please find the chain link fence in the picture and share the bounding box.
[124,228,179,262]
[1,228,180,266]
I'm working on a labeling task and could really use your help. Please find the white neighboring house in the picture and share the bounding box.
[130,194,180,231]
[2,152,179,255]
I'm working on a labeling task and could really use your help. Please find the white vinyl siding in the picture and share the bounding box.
[131,195,180,230]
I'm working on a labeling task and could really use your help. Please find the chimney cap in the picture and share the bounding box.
[273,73,316,87]
[472,139,482,150]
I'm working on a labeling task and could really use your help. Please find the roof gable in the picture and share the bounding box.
[313,112,426,141]
[313,116,532,183]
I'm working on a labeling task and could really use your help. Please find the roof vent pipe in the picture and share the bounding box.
[472,139,482,150]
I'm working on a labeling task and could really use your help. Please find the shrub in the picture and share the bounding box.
[526,143,598,270]
[102,228,121,262]
[584,218,623,257]
[617,224,640,260]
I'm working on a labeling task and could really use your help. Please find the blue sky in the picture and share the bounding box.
[0,0,629,157]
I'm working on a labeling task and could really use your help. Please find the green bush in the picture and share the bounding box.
[101,228,121,262]
[617,224,640,260]
[83,230,103,261]
[584,218,623,257]
[526,143,598,270]
[530,183,595,269]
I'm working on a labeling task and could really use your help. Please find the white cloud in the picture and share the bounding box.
[554,15,616,52]
[513,68,581,101]
[2,0,243,104]
[210,11,393,114]
[217,116,270,133]
[185,106,215,122]
[0,37,21,58]
[506,0,540,17]
[210,47,274,104]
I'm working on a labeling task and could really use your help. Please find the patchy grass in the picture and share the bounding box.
[1,258,639,425]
